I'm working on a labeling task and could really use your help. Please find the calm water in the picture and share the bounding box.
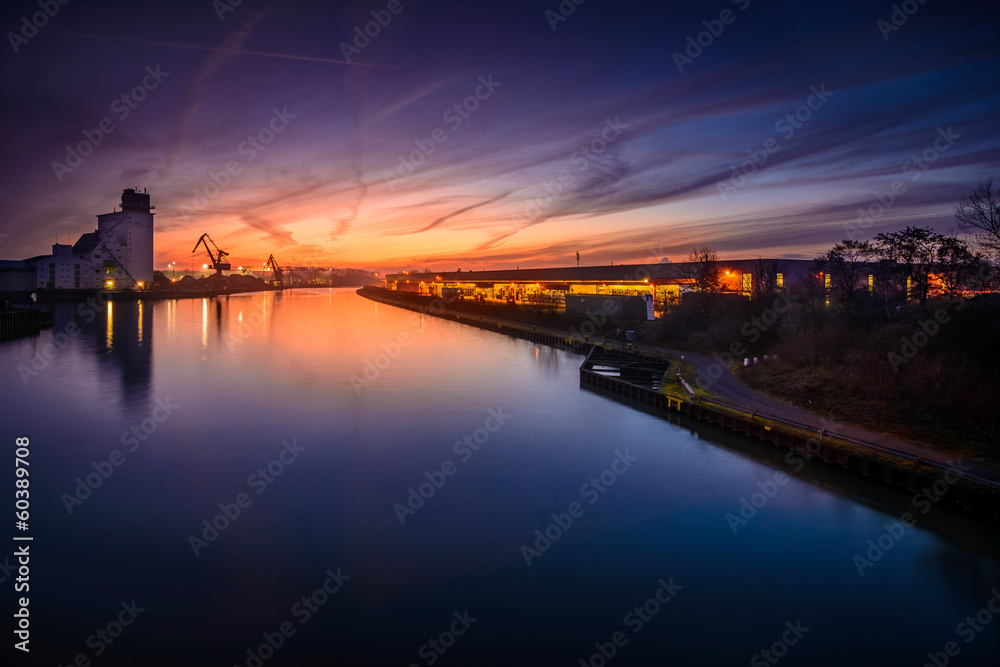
[3,288,999,666]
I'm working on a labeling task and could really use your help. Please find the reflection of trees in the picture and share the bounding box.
[919,536,1000,609]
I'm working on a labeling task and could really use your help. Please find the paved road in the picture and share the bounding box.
[513,320,1000,488]
[360,291,1000,489]
[621,340,1000,488]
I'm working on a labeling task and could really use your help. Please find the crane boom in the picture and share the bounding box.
[265,254,284,286]
[192,233,232,273]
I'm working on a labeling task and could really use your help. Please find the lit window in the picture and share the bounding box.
[742,273,752,293]
[776,273,783,288]
[868,274,874,293]
[824,273,831,289]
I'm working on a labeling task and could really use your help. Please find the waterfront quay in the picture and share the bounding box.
[358,286,1000,522]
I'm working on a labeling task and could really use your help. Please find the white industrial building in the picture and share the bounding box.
[36,188,154,290]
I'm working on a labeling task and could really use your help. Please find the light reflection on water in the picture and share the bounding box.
[1,288,998,666]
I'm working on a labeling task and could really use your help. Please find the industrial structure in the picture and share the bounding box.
[265,254,284,286]
[383,259,818,316]
[192,233,231,274]
[34,188,154,290]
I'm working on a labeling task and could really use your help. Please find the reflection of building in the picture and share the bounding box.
[35,189,154,290]
[44,297,154,408]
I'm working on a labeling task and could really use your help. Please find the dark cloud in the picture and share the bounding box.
[0,0,997,270]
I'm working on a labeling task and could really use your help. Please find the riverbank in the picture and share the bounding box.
[357,286,1000,512]
[26,283,377,302]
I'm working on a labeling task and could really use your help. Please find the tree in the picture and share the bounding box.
[874,226,946,305]
[749,257,787,301]
[824,240,877,312]
[955,177,1000,256]
[935,236,984,296]
[682,247,722,293]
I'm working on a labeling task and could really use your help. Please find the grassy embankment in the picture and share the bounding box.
[362,287,1000,466]
[655,291,1000,465]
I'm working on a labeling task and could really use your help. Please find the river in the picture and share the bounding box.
[3,288,999,666]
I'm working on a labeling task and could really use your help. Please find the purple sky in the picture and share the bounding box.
[1,0,998,272]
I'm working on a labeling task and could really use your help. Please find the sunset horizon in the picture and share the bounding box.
[3,1,997,274]
[4,2,1000,665]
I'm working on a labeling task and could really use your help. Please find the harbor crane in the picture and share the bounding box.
[192,233,231,274]
[265,254,284,287]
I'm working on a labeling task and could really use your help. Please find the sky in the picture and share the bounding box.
[1,0,998,273]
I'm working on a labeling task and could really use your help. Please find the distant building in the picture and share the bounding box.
[35,189,154,290]
[0,260,37,292]
[383,259,818,314]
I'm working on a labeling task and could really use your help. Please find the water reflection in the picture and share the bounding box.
[1,289,997,666]
[32,297,155,409]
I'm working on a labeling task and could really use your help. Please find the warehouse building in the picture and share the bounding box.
[34,188,154,290]
[383,259,817,317]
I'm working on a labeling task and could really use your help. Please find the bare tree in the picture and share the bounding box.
[955,177,1000,256]
[682,246,722,293]
[874,226,946,305]
[749,257,787,301]
[824,239,877,312]
[935,236,985,296]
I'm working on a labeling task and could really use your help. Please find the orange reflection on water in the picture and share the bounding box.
[105,300,113,350]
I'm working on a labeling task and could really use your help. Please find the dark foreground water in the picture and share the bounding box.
[2,288,999,666]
